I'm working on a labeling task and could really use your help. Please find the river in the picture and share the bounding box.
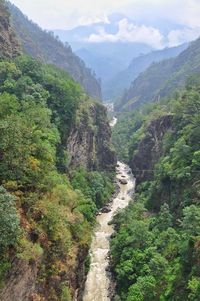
[83,161,135,301]
[109,117,117,127]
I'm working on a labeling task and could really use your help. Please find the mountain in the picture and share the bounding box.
[75,43,153,83]
[117,37,200,111]
[0,2,116,300]
[111,81,200,300]
[7,2,101,100]
[103,43,188,100]
[54,22,154,94]
[0,0,20,58]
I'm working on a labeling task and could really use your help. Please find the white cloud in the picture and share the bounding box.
[168,27,200,47]
[8,0,200,48]
[175,0,200,28]
[78,14,110,27]
[88,18,164,48]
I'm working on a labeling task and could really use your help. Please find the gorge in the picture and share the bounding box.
[0,0,200,300]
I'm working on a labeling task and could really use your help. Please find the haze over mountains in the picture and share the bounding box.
[116,37,200,111]
[1,1,200,300]
[54,13,200,100]
[8,2,102,100]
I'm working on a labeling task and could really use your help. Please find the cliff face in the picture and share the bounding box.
[130,115,173,184]
[0,259,38,301]
[67,102,116,171]
[0,0,21,58]
[0,101,116,301]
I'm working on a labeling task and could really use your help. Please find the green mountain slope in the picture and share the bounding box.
[117,37,200,111]
[0,2,116,300]
[7,2,102,100]
[111,81,200,301]
[104,43,187,100]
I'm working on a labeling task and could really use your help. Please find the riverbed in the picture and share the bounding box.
[83,162,135,301]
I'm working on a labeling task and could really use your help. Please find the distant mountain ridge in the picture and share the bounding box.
[54,15,191,101]
[75,43,152,87]
[116,37,200,111]
[103,43,188,100]
[7,2,101,100]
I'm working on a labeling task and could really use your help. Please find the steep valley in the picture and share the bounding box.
[0,0,200,300]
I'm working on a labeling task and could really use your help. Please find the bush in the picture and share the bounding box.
[0,186,20,250]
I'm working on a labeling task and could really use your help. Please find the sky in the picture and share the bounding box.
[9,0,200,49]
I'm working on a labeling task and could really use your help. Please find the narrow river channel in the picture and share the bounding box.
[83,161,135,301]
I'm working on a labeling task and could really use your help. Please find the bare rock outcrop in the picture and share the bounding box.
[130,114,174,183]
[67,102,116,172]
[0,0,21,58]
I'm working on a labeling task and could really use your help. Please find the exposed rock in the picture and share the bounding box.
[130,114,174,184]
[0,259,38,301]
[119,178,128,185]
[0,0,21,58]
[101,205,112,213]
[67,102,117,172]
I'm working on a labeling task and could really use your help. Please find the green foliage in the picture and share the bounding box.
[61,285,72,301]
[0,186,20,251]
[0,54,112,298]
[17,238,43,261]
[8,2,101,99]
[117,37,200,112]
[72,168,114,209]
[111,82,200,300]
[188,277,200,301]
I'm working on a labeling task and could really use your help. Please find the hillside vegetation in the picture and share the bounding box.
[111,78,200,300]
[104,44,187,100]
[0,0,20,58]
[116,38,200,111]
[0,53,115,300]
[7,2,102,100]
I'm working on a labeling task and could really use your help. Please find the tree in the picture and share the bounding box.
[156,203,172,231]
[182,205,200,236]
[0,186,20,250]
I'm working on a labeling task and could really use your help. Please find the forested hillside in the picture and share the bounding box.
[103,43,187,100]
[0,54,116,301]
[0,2,116,300]
[116,38,200,112]
[7,2,102,100]
[0,0,20,58]
[111,78,200,300]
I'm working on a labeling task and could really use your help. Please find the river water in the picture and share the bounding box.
[83,162,135,301]
[109,117,117,127]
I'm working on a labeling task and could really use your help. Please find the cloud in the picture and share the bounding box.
[167,27,200,47]
[78,14,110,27]
[87,18,164,48]
[175,0,200,28]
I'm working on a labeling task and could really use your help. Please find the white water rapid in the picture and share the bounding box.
[83,161,135,301]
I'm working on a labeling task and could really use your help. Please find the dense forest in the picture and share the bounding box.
[116,37,200,112]
[111,77,200,300]
[0,54,115,300]
[0,2,117,300]
[103,43,187,101]
[1,0,200,300]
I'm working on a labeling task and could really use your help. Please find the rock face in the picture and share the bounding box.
[130,114,173,184]
[67,102,117,171]
[0,0,21,58]
[0,259,38,301]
